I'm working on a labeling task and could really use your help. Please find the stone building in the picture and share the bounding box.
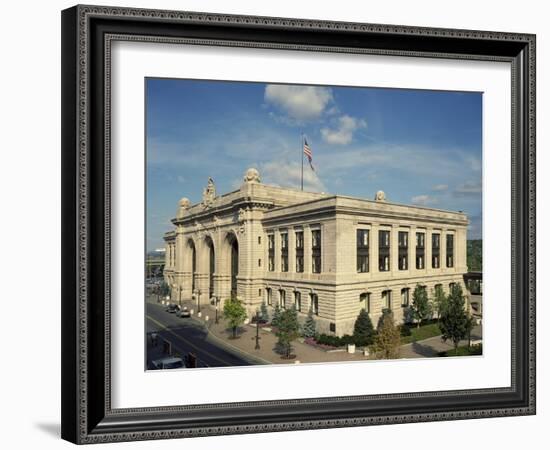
[163,168,468,336]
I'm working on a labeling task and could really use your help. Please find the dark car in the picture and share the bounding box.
[165,303,180,313]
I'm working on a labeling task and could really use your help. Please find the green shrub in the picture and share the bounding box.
[316,333,355,347]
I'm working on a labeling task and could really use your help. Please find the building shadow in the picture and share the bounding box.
[411,341,438,357]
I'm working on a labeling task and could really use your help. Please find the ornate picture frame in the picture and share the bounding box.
[61,5,536,444]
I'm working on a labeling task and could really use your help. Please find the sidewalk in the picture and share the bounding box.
[399,324,482,359]
[176,298,364,365]
[152,296,482,364]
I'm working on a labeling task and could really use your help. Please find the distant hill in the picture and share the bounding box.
[467,239,482,272]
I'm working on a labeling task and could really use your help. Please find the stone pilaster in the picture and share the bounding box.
[371,223,379,274]
[391,224,399,274]
[303,224,312,274]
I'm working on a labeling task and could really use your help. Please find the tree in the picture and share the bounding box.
[439,284,474,355]
[353,309,375,346]
[302,308,317,339]
[223,297,248,339]
[411,284,431,328]
[159,280,170,297]
[271,304,282,328]
[275,307,301,358]
[370,310,401,359]
[431,284,448,321]
[260,301,269,322]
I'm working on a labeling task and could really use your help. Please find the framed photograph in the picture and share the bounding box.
[61,4,536,444]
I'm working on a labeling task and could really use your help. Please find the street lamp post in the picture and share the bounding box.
[255,311,261,350]
[178,286,182,307]
[197,289,201,313]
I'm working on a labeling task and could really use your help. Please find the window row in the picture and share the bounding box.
[359,282,458,313]
[268,229,322,274]
[356,229,454,273]
[265,288,320,315]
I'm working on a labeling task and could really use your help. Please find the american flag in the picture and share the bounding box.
[303,138,314,171]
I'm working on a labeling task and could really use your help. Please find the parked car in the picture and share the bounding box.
[165,303,180,313]
[176,307,191,318]
[149,357,184,370]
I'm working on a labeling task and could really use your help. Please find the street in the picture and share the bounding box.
[146,301,256,368]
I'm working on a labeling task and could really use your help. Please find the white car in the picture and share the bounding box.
[150,357,184,370]
[176,307,191,318]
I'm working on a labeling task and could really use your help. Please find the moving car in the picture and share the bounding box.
[165,303,180,313]
[176,306,191,318]
[149,357,184,370]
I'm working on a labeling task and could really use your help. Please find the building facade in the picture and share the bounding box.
[164,168,468,336]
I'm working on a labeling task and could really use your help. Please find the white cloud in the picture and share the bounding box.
[261,160,326,193]
[264,84,333,121]
[411,195,438,206]
[454,180,482,196]
[465,155,482,172]
[432,184,448,192]
[320,115,367,145]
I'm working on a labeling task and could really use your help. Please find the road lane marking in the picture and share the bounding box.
[146,314,236,366]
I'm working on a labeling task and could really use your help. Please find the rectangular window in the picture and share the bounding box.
[416,232,425,269]
[360,292,371,313]
[258,259,261,267]
[294,291,301,312]
[382,290,392,310]
[378,230,390,272]
[266,288,272,306]
[295,230,304,273]
[311,293,319,315]
[258,236,261,245]
[398,231,408,270]
[279,290,286,309]
[401,288,410,307]
[281,232,288,272]
[446,234,454,267]
[268,234,274,271]
[432,233,440,268]
[312,229,321,273]
[356,229,369,273]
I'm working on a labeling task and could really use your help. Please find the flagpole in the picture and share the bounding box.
[301,133,304,191]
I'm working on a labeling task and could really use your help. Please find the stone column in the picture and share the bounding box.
[194,238,210,299]
[426,227,433,274]
[303,225,312,274]
[288,228,296,273]
[441,228,448,271]
[409,225,417,273]
[391,224,399,274]
[371,223,379,274]
[274,229,281,274]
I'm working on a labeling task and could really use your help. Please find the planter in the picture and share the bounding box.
[347,344,356,354]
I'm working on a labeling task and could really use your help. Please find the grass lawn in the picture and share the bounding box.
[438,344,482,357]
[400,322,441,345]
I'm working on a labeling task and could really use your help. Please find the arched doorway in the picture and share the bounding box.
[205,236,215,299]
[230,237,239,298]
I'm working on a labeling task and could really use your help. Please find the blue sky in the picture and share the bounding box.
[146,78,482,251]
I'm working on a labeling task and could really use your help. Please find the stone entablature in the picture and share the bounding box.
[163,168,469,336]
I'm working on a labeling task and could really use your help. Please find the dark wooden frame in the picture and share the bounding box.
[61,4,536,444]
